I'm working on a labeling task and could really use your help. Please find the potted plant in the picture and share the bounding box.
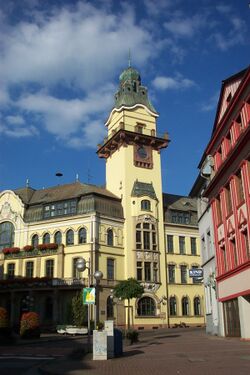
[20,312,40,339]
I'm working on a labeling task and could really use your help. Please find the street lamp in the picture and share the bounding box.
[76,257,103,350]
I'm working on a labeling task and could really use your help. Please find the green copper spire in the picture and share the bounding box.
[114,64,157,114]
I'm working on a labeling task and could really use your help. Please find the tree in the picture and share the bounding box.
[114,278,144,329]
[72,291,88,327]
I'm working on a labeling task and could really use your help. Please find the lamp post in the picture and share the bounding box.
[76,257,103,351]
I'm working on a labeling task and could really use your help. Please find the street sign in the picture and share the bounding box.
[189,269,203,278]
[83,287,95,304]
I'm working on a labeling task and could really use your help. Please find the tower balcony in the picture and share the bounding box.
[97,122,170,159]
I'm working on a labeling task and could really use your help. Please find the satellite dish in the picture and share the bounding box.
[55,172,63,177]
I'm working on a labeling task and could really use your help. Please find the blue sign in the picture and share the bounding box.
[189,269,203,278]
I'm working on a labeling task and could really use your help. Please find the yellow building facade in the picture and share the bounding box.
[0,65,204,330]
[164,194,204,327]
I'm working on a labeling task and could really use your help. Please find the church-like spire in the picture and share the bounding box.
[114,63,157,114]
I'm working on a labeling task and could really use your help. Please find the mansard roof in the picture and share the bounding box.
[14,181,119,205]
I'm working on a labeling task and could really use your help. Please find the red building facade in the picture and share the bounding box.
[203,67,250,338]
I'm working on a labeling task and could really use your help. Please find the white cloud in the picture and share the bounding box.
[17,84,114,147]
[143,0,173,17]
[164,15,205,38]
[152,75,196,90]
[0,3,153,89]
[6,115,25,125]
[0,120,38,138]
[0,86,9,106]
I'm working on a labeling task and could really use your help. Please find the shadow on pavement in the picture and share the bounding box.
[122,349,144,357]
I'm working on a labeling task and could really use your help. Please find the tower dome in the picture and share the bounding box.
[119,66,141,85]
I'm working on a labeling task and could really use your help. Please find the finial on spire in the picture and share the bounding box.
[128,48,131,67]
[76,173,79,182]
[26,178,29,188]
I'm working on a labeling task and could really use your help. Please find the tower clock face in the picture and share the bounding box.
[137,146,148,159]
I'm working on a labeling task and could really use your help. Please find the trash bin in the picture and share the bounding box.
[114,328,123,357]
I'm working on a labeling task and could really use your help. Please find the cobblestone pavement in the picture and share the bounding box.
[1,329,250,375]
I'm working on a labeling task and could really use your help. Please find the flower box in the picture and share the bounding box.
[23,245,34,252]
[37,243,58,251]
[2,247,20,254]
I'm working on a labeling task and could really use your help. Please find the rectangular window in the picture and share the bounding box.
[179,236,186,254]
[216,195,222,223]
[107,258,115,280]
[191,266,200,284]
[26,261,34,278]
[137,262,142,281]
[242,230,249,259]
[43,200,77,219]
[236,170,244,203]
[136,230,141,249]
[225,184,232,214]
[153,262,158,282]
[7,263,15,279]
[167,235,174,253]
[221,247,227,272]
[230,239,238,267]
[191,237,197,255]
[143,231,150,250]
[180,265,187,284]
[45,259,54,278]
[144,262,151,281]
[168,264,175,283]
[171,211,190,224]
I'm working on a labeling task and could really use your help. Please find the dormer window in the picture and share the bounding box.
[43,200,77,219]
[141,199,151,211]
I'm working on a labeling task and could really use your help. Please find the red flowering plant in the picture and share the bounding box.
[2,247,20,255]
[23,245,34,252]
[37,243,58,251]
[20,311,40,339]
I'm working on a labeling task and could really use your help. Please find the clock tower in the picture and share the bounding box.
[97,65,170,326]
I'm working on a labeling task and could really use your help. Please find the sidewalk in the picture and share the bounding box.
[38,328,250,375]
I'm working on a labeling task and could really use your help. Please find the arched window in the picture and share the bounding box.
[141,200,151,211]
[137,296,156,316]
[54,231,62,245]
[66,229,74,245]
[107,229,113,246]
[107,296,114,319]
[194,297,201,316]
[182,297,189,316]
[31,234,39,248]
[43,233,50,244]
[78,227,87,244]
[169,296,177,316]
[0,221,15,250]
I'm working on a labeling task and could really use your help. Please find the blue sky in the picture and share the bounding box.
[0,0,249,196]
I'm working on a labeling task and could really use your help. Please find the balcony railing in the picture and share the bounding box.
[97,122,169,148]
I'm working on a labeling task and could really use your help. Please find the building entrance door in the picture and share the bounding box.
[223,298,241,337]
